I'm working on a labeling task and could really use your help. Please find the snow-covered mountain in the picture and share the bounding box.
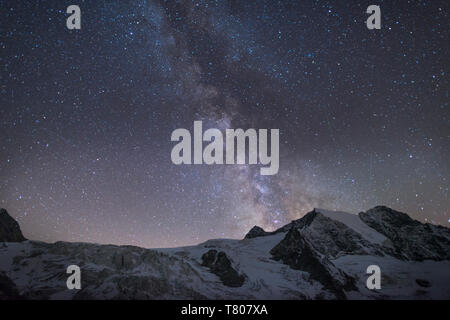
[0,206,449,299]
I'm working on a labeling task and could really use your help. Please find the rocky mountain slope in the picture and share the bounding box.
[0,206,449,299]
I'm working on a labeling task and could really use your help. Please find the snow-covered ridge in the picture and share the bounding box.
[315,208,388,244]
[0,206,449,299]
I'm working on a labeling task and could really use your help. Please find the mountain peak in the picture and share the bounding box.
[359,206,450,261]
[244,226,268,239]
[0,208,26,242]
[361,206,419,227]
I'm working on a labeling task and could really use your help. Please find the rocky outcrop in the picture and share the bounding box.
[244,226,269,239]
[270,211,359,299]
[268,207,450,298]
[201,250,245,287]
[0,271,24,300]
[272,209,385,259]
[359,206,450,261]
[0,209,26,242]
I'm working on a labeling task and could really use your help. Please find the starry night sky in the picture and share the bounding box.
[1,0,448,248]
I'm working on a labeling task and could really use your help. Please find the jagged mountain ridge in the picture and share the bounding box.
[0,206,449,299]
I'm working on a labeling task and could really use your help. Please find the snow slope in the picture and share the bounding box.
[316,208,388,244]
[0,206,448,299]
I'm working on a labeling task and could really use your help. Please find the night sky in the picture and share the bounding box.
[1,0,448,248]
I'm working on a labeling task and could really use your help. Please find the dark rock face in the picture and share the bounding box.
[270,213,357,299]
[269,206,450,299]
[201,250,245,287]
[359,206,450,261]
[304,211,381,258]
[244,226,269,239]
[0,209,26,242]
[273,210,383,260]
[0,271,24,300]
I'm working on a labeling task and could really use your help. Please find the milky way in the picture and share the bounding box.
[1,1,448,247]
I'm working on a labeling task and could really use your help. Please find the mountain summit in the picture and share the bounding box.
[0,209,26,243]
[0,206,449,299]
